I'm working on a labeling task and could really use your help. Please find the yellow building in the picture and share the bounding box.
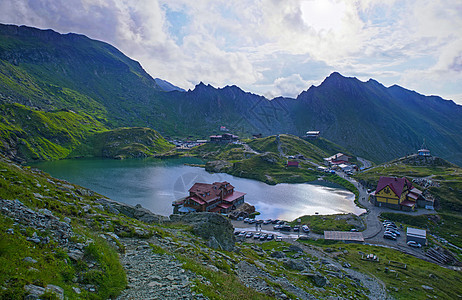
[372,177,418,211]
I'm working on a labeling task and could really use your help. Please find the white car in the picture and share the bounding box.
[407,241,422,248]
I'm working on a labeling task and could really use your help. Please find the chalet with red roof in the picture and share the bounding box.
[371,176,425,211]
[181,181,245,213]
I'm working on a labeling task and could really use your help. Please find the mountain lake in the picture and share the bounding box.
[30,157,366,221]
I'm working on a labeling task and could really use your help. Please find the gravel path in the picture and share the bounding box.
[116,237,205,300]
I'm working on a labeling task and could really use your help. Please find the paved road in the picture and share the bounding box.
[338,172,438,262]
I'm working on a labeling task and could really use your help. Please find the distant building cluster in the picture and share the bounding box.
[323,153,357,174]
[210,133,239,143]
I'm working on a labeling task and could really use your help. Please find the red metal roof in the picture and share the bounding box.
[287,161,299,167]
[188,196,205,205]
[376,176,413,197]
[222,191,246,203]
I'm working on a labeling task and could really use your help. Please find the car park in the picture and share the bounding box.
[407,241,422,248]
[245,232,253,238]
[253,233,261,239]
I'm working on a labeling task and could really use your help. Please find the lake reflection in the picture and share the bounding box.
[31,158,365,220]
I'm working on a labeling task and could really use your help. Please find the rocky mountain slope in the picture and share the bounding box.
[1,23,461,166]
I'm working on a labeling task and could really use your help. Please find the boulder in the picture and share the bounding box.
[270,251,286,259]
[302,272,328,287]
[175,213,235,251]
[283,258,305,271]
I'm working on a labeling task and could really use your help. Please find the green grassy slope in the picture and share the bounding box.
[0,156,130,299]
[0,103,106,161]
[71,127,175,159]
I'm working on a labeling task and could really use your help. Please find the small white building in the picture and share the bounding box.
[406,227,427,245]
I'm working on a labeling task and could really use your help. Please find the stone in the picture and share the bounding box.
[27,237,41,244]
[288,245,303,252]
[283,259,305,271]
[68,249,84,261]
[63,217,71,224]
[72,287,81,294]
[166,275,175,281]
[303,272,328,287]
[422,285,434,290]
[6,228,14,234]
[23,257,38,264]
[176,213,235,251]
[24,284,45,299]
[46,284,64,300]
[270,251,286,258]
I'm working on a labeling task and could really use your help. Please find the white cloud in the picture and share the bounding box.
[0,0,461,101]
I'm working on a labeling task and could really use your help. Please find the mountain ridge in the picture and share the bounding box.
[1,23,461,165]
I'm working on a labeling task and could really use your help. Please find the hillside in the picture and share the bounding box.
[1,23,461,167]
[2,155,462,299]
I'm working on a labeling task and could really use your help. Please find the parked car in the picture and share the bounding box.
[245,232,253,238]
[302,225,310,233]
[256,219,264,224]
[293,226,300,232]
[243,218,250,223]
[236,217,244,221]
[267,234,274,241]
[280,225,292,231]
[277,220,285,225]
[272,219,280,224]
[263,219,272,225]
[383,233,396,240]
[234,230,241,235]
[238,231,246,237]
[386,228,400,236]
[384,231,397,238]
[407,241,422,248]
[259,233,268,241]
[253,233,261,239]
[273,225,282,230]
[350,228,358,232]
[248,219,256,224]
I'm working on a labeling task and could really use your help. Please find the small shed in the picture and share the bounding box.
[287,160,299,168]
[406,227,427,245]
[324,231,364,243]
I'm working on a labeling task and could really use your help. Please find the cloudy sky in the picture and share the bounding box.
[1,0,462,104]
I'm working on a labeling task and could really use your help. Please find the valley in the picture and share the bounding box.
[0,22,462,299]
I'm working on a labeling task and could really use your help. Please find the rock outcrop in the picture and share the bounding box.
[171,213,235,251]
